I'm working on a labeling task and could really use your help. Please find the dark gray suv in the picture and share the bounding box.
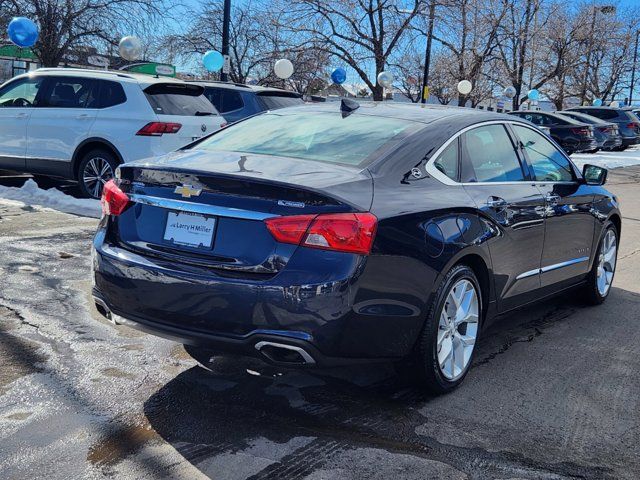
[567,106,640,149]
[192,81,304,123]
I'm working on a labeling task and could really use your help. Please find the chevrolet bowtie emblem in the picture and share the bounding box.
[174,185,202,198]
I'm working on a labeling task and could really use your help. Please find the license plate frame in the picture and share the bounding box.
[163,211,216,249]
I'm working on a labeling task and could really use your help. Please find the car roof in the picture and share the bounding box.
[270,101,516,126]
[28,68,188,87]
[189,80,302,97]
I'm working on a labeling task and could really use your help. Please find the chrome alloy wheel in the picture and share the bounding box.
[437,279,479,381]
[597,229,617,297]
[83,157,114,198]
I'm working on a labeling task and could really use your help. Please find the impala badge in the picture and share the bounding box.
[174,184,202,198]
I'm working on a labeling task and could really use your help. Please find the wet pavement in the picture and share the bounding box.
[0,168,639,479]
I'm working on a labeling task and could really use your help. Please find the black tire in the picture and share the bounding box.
[183,344,217,371]
[76,148,118,199]
[581,222,618,305]
[415,264,483,394]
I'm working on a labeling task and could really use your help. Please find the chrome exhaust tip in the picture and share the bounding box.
[254,341,316,365]
[92,296,119,325]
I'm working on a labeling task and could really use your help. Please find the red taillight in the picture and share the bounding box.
[627,122,640,130]
[570,127,591,136]
[136,122,182,136]
[101,180,130,216]
[265,212,378,255]
[598,126,611,133]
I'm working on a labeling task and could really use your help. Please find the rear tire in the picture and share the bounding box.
[581,222,618,305]
[77,148,118,199]
[415,264,482,394]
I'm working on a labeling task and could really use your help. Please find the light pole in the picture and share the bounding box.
[220,0,231,82]
[421,2,436,104]
[579,5,615,105]
[629,30,640,106]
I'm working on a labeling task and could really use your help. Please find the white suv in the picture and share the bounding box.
[0,68,225,197]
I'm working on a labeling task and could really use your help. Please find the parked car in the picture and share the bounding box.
[508,110,597,154]
[192,81,304,123]
[559,110,623,151]
[0,68,225,198]
[566,106,640,149]
[92,102,620,394]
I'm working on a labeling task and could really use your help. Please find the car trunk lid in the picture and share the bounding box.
[112,150,373,275]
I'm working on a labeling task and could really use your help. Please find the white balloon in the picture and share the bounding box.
[377,71,394,89]
[457,80,472,95]
[503,86,517,98]
[609,100,619,108]
[119,36,142,61]
[274,59,294,79]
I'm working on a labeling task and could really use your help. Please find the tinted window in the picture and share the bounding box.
[203,87,222,111]
[433,139,459,181]
[461,124,524,182]
[195,111,417,167]
[0,77,44,107]
[585,109,617,120]
[97,80,126,108]
[145,83,216,116]
[43,77,97,108]
[513,125,575,182]
[258,94,304,110]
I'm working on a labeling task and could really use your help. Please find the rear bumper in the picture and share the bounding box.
[621,135,640,147]
[573,139,599,152]
[603,136,623,150]
[92,227,428,364]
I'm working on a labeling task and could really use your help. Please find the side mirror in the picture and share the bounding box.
[582,164,608,185]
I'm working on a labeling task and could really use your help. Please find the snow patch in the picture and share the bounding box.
[0,179,100,218]
[571,145,640,170]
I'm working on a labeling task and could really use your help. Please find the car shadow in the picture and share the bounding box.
[141,287,631,479]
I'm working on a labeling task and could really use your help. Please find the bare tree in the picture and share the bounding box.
[7,0,177,67]
[432,0,509,106]
[495,0,549,110]
[282,0,428,101]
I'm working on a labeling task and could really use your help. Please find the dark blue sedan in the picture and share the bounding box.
[93,101,620,393]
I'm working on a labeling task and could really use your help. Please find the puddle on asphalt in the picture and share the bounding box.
[87,420,159,467]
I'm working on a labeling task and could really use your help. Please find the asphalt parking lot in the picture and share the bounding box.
[0,167,639,480]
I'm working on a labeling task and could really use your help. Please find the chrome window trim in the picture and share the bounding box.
[425,120,577,187]
[128,193,276,221]
[516,256,589,280]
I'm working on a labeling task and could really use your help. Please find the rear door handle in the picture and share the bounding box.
[486,196,508,209]
[77,114,91,119]
[14,112,29,118]
[545,193,561,205]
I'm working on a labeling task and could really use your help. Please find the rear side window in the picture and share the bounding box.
[97,80,126,108]
[623,111,640,122]
[144,83,216,116]
[586,109,617,120]
[513,125,575,182]
[258,94,304,110]
[433,139,459,181]
[461,124,525,182]
[43,77,97,108]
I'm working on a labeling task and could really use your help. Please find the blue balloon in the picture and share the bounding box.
[7,17,39,48]
[593,98,603,106]
[527,88,540,101]
[203,50,224,72]
[331,67,347,85]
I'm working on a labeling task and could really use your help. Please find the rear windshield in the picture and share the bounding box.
[144,83,217,116]
[194,111,418,166]
[258,94,304,110]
